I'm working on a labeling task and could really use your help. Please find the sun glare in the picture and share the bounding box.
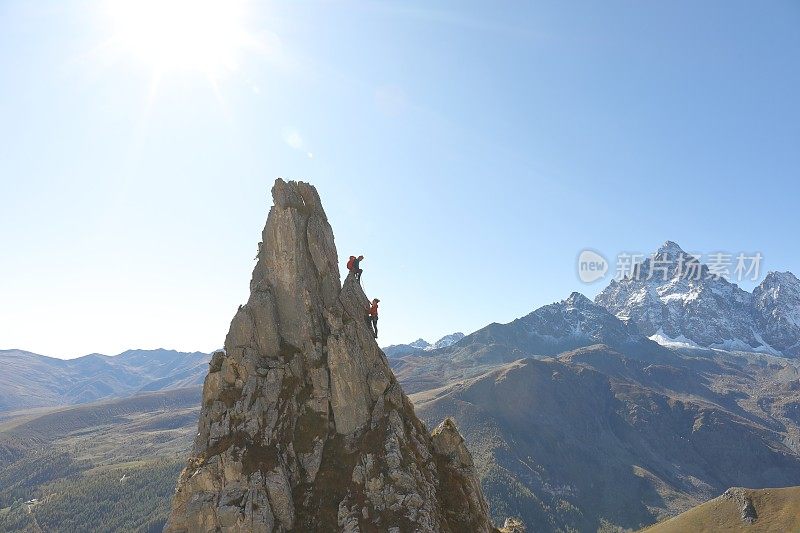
[105,0,254,79]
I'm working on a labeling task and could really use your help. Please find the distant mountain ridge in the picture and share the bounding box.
[447,291,658,364]
[389,292,668,395]
[415,292,658,363]
[0,348,210,412]
[596,241,800,356]
[390,241,800,360]
[383,331,465,358]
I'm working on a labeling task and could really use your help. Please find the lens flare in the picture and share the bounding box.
[104,0,254,79]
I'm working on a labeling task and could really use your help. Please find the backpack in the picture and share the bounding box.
[347,256,355,271]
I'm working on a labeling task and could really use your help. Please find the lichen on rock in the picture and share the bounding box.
[164,179,499,532]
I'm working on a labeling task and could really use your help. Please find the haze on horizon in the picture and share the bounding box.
[1,0,798,358]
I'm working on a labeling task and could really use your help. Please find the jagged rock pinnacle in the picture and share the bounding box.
[164,179,497,532]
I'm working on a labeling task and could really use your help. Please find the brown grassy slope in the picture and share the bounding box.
[640,487,800,533]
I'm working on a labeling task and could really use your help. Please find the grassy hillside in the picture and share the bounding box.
[640,486,800,532]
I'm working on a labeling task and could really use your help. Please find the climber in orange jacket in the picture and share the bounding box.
[366,298,379,338]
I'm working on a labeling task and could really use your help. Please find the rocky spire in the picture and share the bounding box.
[165,179,497,532]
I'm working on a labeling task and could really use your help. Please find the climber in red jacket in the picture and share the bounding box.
[367,298,379,338]
[347,255,364,281]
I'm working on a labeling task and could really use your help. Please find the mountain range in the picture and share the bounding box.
[412,343,800,530]
[596,241,800,356]
[384,240,800,529]
[0,349,210,412]
[383,332,465,358]
[390,291,667,395]
[2,239,800,531]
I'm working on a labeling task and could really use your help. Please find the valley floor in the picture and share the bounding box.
[0,388,200,532]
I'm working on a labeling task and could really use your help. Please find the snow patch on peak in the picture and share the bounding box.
[659,287,701,304]
[409,339,431,349]
[749,329,783,356]
[648,328,702,349]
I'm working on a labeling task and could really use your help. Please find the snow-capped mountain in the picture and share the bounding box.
[387,241,800,360]
[408,339,432,349]
[427,332,465,350]
[752,271,800,356]
[595,241,800,356]
[382,332,465,358]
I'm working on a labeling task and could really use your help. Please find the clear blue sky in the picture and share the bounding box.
[1,1,798,358]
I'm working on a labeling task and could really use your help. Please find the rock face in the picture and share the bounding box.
[498,518,526,533]
[164,179,496,532]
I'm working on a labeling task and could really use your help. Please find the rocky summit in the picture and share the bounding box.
[164,179,497,532]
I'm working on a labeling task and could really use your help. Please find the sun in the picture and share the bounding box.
[104,0,255,79]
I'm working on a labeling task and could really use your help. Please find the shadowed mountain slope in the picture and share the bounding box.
[413,345,800,532]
